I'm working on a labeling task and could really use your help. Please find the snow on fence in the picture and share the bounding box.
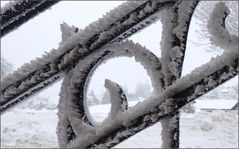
[0,0,238,148]
[1,0,60,37]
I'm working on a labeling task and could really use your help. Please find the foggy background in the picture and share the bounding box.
[1,1,237,104]
[1,1,238,148]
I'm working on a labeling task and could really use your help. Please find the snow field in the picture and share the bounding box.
[1,101,238,148]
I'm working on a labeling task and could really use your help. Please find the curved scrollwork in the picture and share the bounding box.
[1,0,238,148]
[1,0,174,113]
[57,40,164,147]
[56,1,238,148]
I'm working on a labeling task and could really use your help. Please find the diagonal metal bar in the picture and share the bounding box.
[84,57,238,148]
[1,0,60,37]
[1,0,176,113]
[231,102,238,110]
[1,1,238,148]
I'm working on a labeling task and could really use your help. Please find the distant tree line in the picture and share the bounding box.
[1,56,13,79]
[88,82,152,106]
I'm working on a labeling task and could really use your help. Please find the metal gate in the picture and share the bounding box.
[1,0,238,148]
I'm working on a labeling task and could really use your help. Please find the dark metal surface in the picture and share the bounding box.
[1,0,238,148]
[1,0,60,37]
[1,0,175,113]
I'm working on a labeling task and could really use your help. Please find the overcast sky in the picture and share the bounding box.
[1,1,237,101]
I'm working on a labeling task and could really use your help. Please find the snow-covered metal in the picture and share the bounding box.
[1,0,175,113]
[1,0,60,37]
[0,0,238,148]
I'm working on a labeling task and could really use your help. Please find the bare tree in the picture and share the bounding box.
[193,1,238,53]
[87,90,100,106]
[135,82,151,98]
[1,57,13,79]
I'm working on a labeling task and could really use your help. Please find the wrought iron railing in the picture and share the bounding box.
[1,0,238,148]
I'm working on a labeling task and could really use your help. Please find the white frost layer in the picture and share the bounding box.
[1,1,146,90]
[60,22,77,42]
[1,0,173,100]
[158,2,197,146]
[104,79,127,119]
[64,40,163,147]
[160,1,196,83]
[57,72,71,148]
[68,48,237,148]
[207,2,238,53]
[1,0,47,30]
[1,0,23,14]
[173,1,195,41]
[159,6,177,85]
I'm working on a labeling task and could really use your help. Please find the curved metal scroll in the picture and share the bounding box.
[1,0,238,148]
[57,40,164,147]
[56,1,238,148]
[0,0,175,113]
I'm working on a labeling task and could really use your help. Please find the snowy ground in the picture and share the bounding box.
[1,101,238,148]
[1,109,58,148]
